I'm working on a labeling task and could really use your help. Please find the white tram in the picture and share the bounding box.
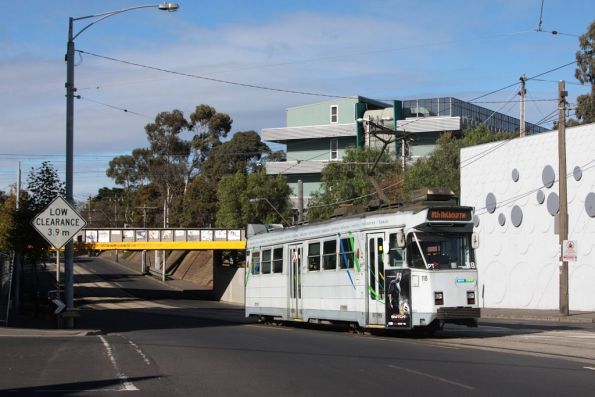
[245,191,480,332]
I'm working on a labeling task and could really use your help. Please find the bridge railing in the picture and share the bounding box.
[73,228,246,251]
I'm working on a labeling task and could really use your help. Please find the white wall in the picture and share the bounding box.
[461,123,595,311]
[219,268,245,305]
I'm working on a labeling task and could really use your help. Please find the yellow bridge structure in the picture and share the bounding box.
[73,228,246,251]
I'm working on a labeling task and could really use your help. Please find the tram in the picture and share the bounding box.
[245,190,480,332]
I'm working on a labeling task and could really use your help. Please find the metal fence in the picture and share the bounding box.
[0,252,13,324]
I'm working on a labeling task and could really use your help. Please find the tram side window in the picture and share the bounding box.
[261,249,271,274]
[322,240,337,270]
[251,251,261,275]
[388,234,404,267]
[338,238,355,269]
[308,242,321,271]
[272,248,283,273]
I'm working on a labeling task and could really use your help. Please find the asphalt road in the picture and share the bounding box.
[1,256,593,396]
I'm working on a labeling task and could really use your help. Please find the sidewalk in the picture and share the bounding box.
[481,308,595,323]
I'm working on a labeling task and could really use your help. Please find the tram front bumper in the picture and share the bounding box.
[437,307,480,326]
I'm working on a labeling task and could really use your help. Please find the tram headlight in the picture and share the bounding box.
[434,291,444,306]
[467,291,476,305]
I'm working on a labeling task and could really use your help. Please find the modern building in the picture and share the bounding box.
[262,96,548,207]
[460,122,594,311]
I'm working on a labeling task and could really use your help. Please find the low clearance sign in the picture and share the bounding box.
[32,196,86,249]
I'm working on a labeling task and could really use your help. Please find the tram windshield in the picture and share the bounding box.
[407,232,474,270]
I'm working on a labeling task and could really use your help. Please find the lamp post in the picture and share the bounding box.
[64,3,179,326]
[250,198,290,226]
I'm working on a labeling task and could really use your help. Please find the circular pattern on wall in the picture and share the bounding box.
[573,166,582,181]
[542,165,555,188]
[547,192,559,216]
[512,168,519,182]
[498,213,506,226]
[536,190,545,204]
[486,193,497,214]
[586,192,595,218]
[511,205,523,227]
[473,215,480,228]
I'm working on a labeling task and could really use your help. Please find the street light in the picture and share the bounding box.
[250,198,290,226]
[63,3,179,325]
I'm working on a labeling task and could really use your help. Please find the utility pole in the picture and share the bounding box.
[519,74,527,137]
[16,161,21,210]
[297,179,303,224]
[558,80,569,316]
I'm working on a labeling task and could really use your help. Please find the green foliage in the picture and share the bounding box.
[201,130,270,182]
[307,147,399,221]
[216,172,292,228]
[573,21,595,124]
[179,175,218,227]
[403,125,514,197]
[102,103,285,229]
[27,161,65,212]
[0,194,16,253]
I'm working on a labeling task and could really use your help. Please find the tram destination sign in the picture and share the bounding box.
[427,207,472,222]
[32,196,86,250]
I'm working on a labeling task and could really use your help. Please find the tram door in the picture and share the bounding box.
[288,244,303,319]
[367,233,385,325]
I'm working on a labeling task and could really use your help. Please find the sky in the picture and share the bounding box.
[0,0,592,200]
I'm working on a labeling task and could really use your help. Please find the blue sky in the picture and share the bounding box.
[0,0,592,200]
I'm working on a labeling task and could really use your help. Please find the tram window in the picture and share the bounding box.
[322,240,337,270]
[272,248,283,273]
[388,234,404,267]
[251,251,261,274]
[407,232,473,269]
[338,238,354,269]
[308,242,321,271]
[261,249,271,274]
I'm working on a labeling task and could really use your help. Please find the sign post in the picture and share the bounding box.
[32,196,86,324]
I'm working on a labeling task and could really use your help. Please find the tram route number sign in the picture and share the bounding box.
[562,240,577,262]
[31,196,87,250]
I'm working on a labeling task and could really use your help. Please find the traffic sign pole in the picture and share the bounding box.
[31,196,86,328]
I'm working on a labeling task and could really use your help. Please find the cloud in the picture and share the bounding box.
[0,3,587,197]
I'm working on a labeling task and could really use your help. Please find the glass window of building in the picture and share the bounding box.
[330,105,338,123]
[330,138,339,161]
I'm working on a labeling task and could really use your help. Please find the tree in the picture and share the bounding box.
[307,147,399,221]
[187,104,233,183]
[201,130,270,182]
[402,125,514,197]
[106,149,148,223]
[574,21,595,124]
[216,172,292,228]
[27,161,65,212]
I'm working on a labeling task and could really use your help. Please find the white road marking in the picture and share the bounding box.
[584,366,595,371]
[126,338,152,366]
[389,364,475,390]
[98,335,139,391]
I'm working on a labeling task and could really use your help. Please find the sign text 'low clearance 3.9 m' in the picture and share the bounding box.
[32,196,86,250]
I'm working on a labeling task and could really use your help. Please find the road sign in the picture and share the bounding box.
[51,298,66,315]
[32,196,86,250]
[562,240,577,262]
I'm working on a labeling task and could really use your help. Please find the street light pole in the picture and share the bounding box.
[63,3,179,327]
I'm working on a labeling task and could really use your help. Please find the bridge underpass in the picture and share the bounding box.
[71,228,247,303]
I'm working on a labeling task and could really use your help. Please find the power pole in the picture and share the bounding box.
[558,80,569,316]
[519,74,527,137]
[16,161,21,210]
